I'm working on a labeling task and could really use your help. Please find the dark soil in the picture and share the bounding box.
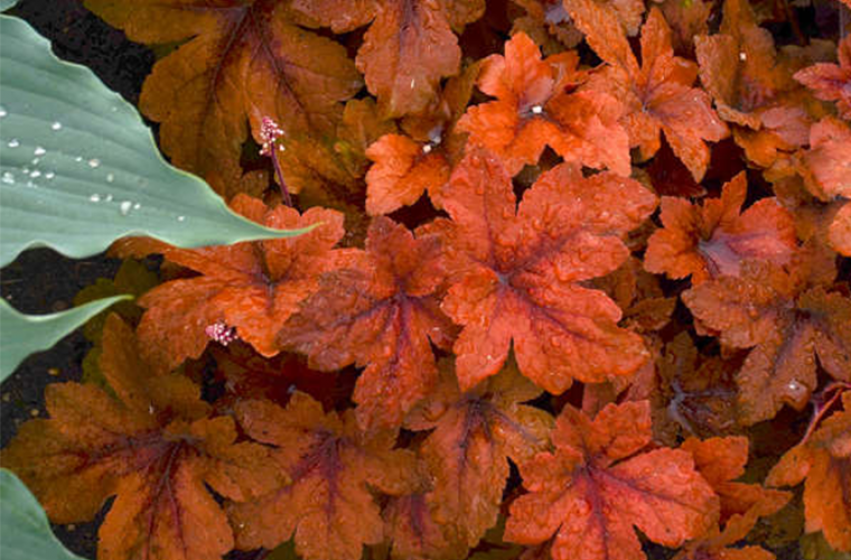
[1,0,152,556]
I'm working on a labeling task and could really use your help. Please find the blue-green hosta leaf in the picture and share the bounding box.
[0,15,311,268]
[0,296,130,381]
[0,0,18,12]
[0,469,87,560]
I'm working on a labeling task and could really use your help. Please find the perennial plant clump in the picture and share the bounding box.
[2,0,851,559]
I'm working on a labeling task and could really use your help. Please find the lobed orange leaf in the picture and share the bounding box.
[510,0,584,55]
[404,361,554,550]
[576,5,728,180]
[794,35,851,120]
[563,0,645,36]
[694,0,788,127]
[1,315,282,560]
[279,217,456,430]
[457,32,631,176]
[228,392,417,560]
[766,391,851,552]
[294,0,484,118]
[504,401,720,560]
[680,436,790,523]
[115,195,347,372]
[437,150,656,392]
[683,260,851,425]
[365,64,479,215]
[795,117,851,256]
[83,0,362,195]
[674,436,790,560]
[383,485,464,560]
[644,173,797,284]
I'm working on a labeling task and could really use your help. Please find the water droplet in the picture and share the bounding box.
[132,202,141,210]
[89,194,101,202]
[106,173,114,183]
[531,105,543,114]
[31,158,42,167]
[2,172,14,184]
[119,200,132,215]
[45,172,55,180]
[739,52,747,61]
[33,146,46,156]
[75,156,83,162]
[51,121,62,131]
[88,158,101,169]
[0,106,7,118]
[7,139,19,148]
[29,170,41,179]
[105,194,113,202]
[21,168,29,174]
[26,181,36,188]
[422,144,432,154]
[177,215,186,222]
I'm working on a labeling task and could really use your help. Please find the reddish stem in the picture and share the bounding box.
[269,147,293,208]
[800,381,851,446]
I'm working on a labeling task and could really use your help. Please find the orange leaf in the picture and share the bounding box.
[504,401,720,560]
[578,6,728,180]
[439,150,655,392]
[83,0,362,195]
[793,34,851,120]
[366,64,479,215]
[227,393,417,560]
[384,487,464,560]
[681,436,790,524]
[694,0,788,127]
[510,0,584,55]
[683,260,851,425]
[279,217,456,430]
[115,195,346,372]
[766,392,851,552]
[366,134,452,215]
[294,0,483,117]
[457,32,630,176]
[644,173,797,284]
[405,361,554,549]
[1,315,282,560]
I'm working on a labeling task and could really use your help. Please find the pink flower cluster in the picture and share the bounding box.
[205,321,238,346]
[259,117,284,156]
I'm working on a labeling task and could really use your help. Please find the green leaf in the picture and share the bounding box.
[0,468,87,560]
[0,296,130,381]
[0,15,311,268]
